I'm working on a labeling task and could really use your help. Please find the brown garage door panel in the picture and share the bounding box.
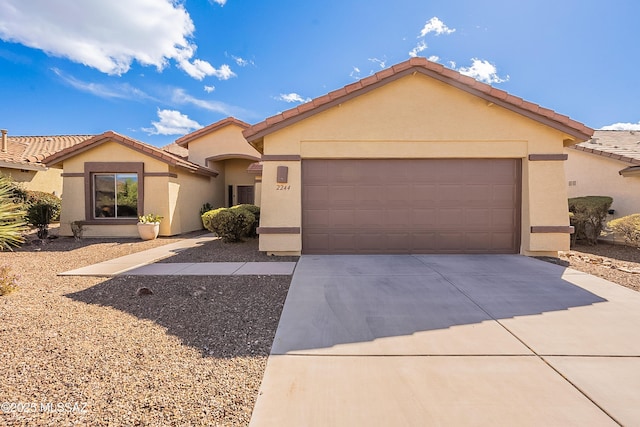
[302,159,521,254]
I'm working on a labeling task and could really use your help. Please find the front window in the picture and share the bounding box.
[94,173,138,218]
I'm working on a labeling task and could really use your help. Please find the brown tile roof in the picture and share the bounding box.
[43,131,219,177]
[0,133,92,170]
[243,57,593,149]
[247,162,263,174]
[570,130,640,165]
[161,142,189,159]
[175,117,250,147]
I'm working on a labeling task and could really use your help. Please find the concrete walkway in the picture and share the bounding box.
[250,255,640,426]
[59,234,297,276]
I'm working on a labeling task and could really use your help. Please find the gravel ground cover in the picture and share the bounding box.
[557,243,640,292]
[0,231,293,426]
[1,230,637,426]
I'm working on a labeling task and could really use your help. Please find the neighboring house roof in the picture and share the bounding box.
[570,130,640,164]
[0,133,92,171]
[43,131,219,177]
[570,130,640,177]
[175,117,250,147]
[243,57,593,151]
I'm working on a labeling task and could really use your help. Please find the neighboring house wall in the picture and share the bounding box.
[0,167,63,195]
[250,67,586,257]
[565,147,640,218]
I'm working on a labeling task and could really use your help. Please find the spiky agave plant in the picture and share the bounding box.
[0,176,27,250]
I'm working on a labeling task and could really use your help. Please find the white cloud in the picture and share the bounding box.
[52,67,156,101]
[204,85,215,93]
[0,0,229,80]
[143,109,202,135]
[232,55,254,67]
[275,93,311,104]
[210,0,226,5]
[171,88,247,117]
[409,40,428,58]
[368,57,387,69]
[428,55,440,63]
[448,61,457,68]
[350,66,361,79]
[419,17,456,37]
[458,58,509,84]
[178,58,235,81]
[600,121,640,131]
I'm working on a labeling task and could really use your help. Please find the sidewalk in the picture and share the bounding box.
[59,234,297,277]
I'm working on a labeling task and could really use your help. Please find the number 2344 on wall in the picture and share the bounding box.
[276,185,291,190]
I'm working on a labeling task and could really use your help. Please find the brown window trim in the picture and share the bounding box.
[84,162,144,223]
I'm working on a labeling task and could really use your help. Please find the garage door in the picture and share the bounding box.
[302,159,521,254]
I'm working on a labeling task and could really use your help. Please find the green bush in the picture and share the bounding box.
[568,196,613,245]
[608,214,640,246]
[0,265,19,296]
[0,176,27,250]
[230,204,260,236]
[201,206,256,243]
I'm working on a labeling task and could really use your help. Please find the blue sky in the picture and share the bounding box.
[1,0,639,147]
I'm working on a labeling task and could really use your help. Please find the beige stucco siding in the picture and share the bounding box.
[565,148,640,218]
[187,124,260,167]
[57,141,213,237]
[258,73,574,256]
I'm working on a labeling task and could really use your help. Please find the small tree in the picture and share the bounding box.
[608,214,640,246]
[0,176,27,250]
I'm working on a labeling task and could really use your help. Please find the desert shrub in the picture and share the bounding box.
[568,196,613,245]
[0,265,19,296]
[201,207,255,243]
[608,214,640,246]
[0,176,27,250]
[25,191,62,239]
[26,191,61,221]
[230,204,260,236]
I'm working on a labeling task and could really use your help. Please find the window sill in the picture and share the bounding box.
[79,219,139,225]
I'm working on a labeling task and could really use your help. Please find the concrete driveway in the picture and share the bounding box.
[250,255,640,426]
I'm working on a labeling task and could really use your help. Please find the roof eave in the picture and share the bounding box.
[0,160,47,171]
[243,60,593,145]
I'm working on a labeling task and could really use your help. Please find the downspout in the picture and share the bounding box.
[1,129,7,153]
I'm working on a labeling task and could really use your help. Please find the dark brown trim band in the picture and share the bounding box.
[61,173,84,177]
[145,172,178,178]
[261,155,301,161]
[531,226,574,234]
[257,227,301,234]
[528,154,568,161]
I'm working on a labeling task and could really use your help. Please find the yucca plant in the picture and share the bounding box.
[0,176,27,250]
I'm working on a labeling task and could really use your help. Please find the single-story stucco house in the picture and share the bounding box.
[565,130,640,219]
[42,118,262,238]
[0,129,91,195]
[242,57,593,257]
[43,57,593,257]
